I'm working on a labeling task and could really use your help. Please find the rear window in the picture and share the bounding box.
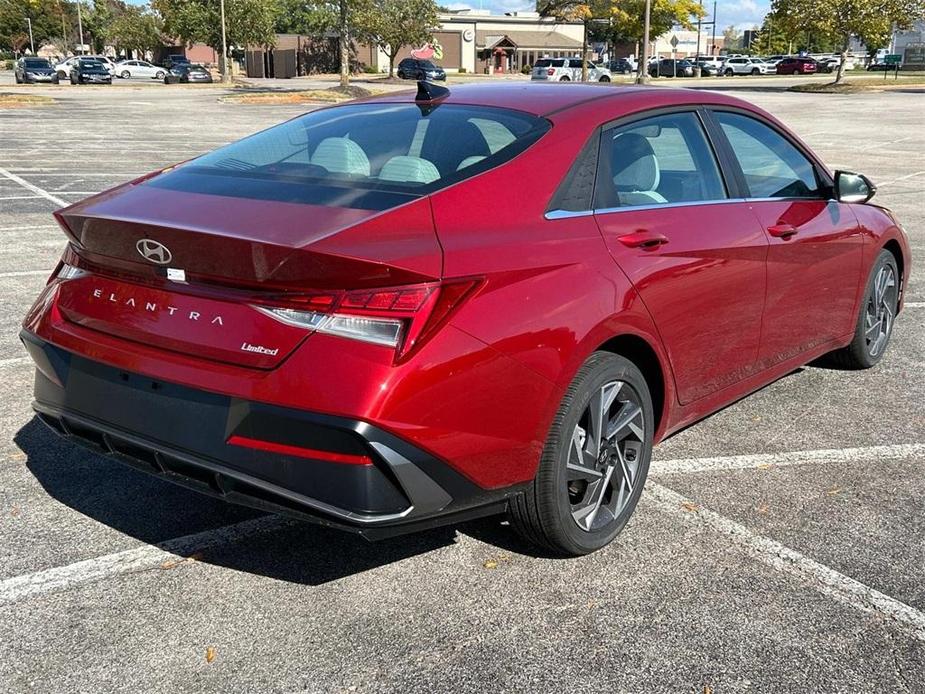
[24,58,50,67]
[148,103,549,210]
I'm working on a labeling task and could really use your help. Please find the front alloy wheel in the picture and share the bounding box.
[826,249,900,369]
[510,352,653,555]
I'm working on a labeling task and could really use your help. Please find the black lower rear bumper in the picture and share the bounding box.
[24,332,515,539]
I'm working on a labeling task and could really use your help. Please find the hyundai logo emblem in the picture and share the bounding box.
[136,239,172,265]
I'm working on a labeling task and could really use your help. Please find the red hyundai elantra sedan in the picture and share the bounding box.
[22,83,910,555]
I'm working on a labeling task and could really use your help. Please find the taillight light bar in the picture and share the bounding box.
[227,434,373,465]
[253,280,480,358]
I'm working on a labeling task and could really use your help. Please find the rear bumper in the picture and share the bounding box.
[24,332,515,538]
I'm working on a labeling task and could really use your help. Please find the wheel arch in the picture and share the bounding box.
[882,238,905,310]
[595,332,669,440]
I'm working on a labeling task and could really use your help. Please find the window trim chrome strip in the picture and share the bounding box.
[545,195,832,220]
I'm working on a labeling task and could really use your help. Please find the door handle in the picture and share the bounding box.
[767,223,798,238]
[617,231,669,249]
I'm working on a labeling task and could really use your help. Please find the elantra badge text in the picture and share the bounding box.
[91,289,225,325]
[136,239,172,265]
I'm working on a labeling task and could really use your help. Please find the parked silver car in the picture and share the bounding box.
[723,57,772,76]
[531,58,611,82]
[115,60,167,80]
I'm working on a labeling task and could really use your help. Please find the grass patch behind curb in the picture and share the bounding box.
[222,85,377,104]
[0,93,55,107]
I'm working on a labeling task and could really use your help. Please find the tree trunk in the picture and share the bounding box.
[339,0,349,89]
[389,52,396,79]
[581,20,588,82]
[834,35,849,84]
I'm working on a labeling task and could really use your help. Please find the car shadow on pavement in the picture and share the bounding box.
[16,416,476,585]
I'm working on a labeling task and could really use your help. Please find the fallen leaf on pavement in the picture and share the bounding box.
[205,647,216,663]
[681,501,699,512]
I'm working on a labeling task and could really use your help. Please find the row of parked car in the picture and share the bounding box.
[13,54,213,85]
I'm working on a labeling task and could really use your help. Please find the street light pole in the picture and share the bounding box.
[636,0,651,84]
[220,0,231,83]
[25,17,34,54]
[711,0,717,56]
[76,1,85,54]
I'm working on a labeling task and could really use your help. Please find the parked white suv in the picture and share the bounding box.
[55,55,117,79]
[531,58,611,82]
[723,57,772,76]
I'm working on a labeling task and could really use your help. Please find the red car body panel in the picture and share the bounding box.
[22,84,912,533]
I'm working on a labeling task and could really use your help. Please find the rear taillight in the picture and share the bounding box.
[547,68,555,75]
[253,280,480,358]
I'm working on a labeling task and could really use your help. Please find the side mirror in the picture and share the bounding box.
[834,170,876,204]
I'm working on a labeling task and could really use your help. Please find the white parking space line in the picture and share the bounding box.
[0,515,291,606]
[651,443,925,476]
[0,167,67,207]
[878,171,925,186]
[0,225,57,233]
[0,270,51,278]
[905,302,925,308]
[647,483,925,642]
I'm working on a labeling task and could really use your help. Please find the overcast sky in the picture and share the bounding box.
[447,0,769,30]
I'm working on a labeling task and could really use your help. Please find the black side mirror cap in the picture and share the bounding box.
[834,170,876,204]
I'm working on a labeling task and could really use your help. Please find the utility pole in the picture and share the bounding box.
[25,17,34,54]
[695,0,703,75]
[76,1,85,54]
[581,19,589,82]
[220,0,231,83]
[636,0,651,84]
[711,0,717,56]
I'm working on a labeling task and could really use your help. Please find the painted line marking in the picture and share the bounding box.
[0,270,51,278]
[0,225,58,232]
[905,302,924,308]
[0,167,67,207]
[0,515,291,606]
[647,482,925,642]
[651,443,925,476]
[878,171,925,186]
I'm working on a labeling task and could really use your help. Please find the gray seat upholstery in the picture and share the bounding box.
[378,156,440,184]
[612,133,667,206]
[311,137,370,176]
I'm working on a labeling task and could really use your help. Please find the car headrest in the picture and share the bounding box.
[456,156,486,171]
[612,133,660,192]
[311,137,370,176]
[379,156,440,184]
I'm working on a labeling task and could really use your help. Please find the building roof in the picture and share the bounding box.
[475,30,582,50]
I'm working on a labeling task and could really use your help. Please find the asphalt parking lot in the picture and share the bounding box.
[0,79,923,692]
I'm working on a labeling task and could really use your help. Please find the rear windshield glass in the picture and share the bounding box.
[148,103,550,210]
[24,58,51,67]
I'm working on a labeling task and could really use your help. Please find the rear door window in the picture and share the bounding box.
[593,112,727,209]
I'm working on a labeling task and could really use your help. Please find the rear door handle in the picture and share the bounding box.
[617,231,669,249]
[767,223,798,238]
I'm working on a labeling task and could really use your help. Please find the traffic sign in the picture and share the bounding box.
[884,53,901,65]
[670,35,679,48]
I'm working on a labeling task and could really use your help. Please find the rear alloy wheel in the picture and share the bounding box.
[155,71,165,79]
[827,250,899,369]
[751,67,760,75]
[559,75,570,81]
[599,75,611,82]
[121,70,131,79]
[725,68,734,76]
[510,352,653,555]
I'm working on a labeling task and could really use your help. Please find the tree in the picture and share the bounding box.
[152,0,278,69]
[1,0,72,53]
[770,0,925,82]
[359,0,438,77]
[108,5,163,56]
[275,0,337,35]
[722,24,741,52]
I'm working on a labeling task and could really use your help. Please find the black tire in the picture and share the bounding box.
[57,70,67,80]
[559,75,570,81]
[751,67,760,75]
[510,352,653,556]
[52,76,59,84]
[725,68,734,76]
[599,75,611,82]
[70,75,76,85]
[121,70,131,79]
[14,73,21,84]
[826,249,900,369]
[155,70,165,79]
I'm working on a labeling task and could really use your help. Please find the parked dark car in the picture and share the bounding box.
[162,54,191,70]
[69,58,112,84]
[867,61,898,71]
[607,58,635,74]
[776,57,818,75]
[649,59,695,77]
[693,60,721,76]
[14,57,59,84]
[396,58,446,81]
[164,63,213,84]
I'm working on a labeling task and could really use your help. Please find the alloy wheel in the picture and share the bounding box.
[865,264,897,357]
[565,380,644,532]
